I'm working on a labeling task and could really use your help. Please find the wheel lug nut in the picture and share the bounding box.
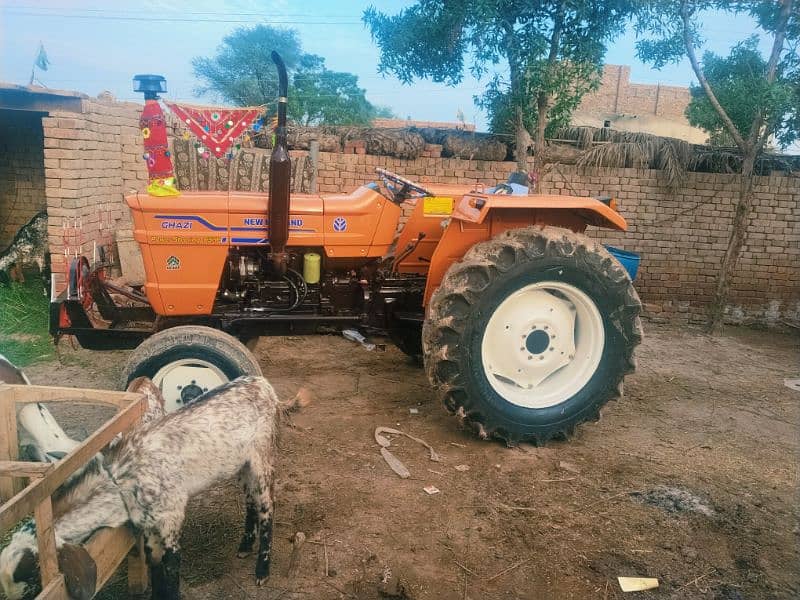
[539,356,544,361]
[527,356,533,360]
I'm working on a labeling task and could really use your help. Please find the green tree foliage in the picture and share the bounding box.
[363,1,634,169]
[686,37,799,148]
[193,25,384,126]
[290,54,381,126]
[192,25,303,107]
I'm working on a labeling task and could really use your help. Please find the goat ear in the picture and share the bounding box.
[57,543,96,600]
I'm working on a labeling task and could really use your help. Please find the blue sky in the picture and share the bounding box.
[0,1,776,132]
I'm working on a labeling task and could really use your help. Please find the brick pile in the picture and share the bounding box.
[343,140,366,155]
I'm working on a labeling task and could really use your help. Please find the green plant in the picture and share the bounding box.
[0,280,53,366]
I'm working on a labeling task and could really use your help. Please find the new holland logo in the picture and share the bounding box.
[166,255,181,270]
[332,216,347,232]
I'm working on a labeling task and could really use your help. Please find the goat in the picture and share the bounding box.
[1,376,295,600]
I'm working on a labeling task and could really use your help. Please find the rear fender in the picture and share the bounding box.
[452,193,627,231]
[422,193,627,306]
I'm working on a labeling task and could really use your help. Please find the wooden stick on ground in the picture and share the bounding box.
[454,560,478,576]
[323,533,329,577]
[486,559,531,583]
[286,532,306,577]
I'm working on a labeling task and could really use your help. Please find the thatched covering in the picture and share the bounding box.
[551,126,799,180]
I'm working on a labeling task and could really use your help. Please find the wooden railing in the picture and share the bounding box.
[0,384,148,599]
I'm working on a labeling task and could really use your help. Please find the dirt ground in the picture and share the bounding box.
[18,322,800,600]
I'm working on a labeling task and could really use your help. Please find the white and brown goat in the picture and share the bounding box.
[1,376,293,600]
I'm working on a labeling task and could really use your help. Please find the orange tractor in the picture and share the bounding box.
[51,53,642,444]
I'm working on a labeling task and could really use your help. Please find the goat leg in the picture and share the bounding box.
[237,499,258,558]
[255,508,273,586]
[149,547,181,600]
[249,456,275,586]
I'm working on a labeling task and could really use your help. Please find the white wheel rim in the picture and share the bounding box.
[480,281,605,409]
[152,359,229,412]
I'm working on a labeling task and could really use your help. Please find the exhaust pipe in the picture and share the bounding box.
[268,51,291,273]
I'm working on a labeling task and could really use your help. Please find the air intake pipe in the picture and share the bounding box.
[268,51,291,273]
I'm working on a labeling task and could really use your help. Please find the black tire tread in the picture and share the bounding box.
[422,225,642,445]
[120,325,262,390]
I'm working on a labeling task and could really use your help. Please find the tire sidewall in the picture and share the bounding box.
[124,341,253,388]
[461,256,626,434]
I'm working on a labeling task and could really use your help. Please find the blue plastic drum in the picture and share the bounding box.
[605,246,641,280]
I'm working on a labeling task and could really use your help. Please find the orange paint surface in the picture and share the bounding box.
[127,184,627,316]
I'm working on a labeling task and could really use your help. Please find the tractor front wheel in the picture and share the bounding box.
[423,226,642,445]
[121,326,262,412]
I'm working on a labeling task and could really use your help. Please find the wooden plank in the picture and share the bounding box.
[0,385,22,500]
[127,535,149,594]
[0,395,145,532]
[0,461,52,478]
[82,526,137,593]
[9,384,140,409]
[34,496,59,587]
[36,573,67,600]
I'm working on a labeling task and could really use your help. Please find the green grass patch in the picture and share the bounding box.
[0,280,54,366]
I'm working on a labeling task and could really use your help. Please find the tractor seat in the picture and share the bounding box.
[321,185,380,212]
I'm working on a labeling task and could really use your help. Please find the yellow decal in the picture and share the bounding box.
[423,196,454,216]
[149,235,221,245]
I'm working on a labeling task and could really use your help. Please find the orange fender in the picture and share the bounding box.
[422,193,627,306]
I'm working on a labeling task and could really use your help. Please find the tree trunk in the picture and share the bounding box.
[533,92,550,171]
[514,106,532,172]
[707,153,756,333]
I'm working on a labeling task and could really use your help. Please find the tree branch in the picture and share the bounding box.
[749,0,793,152]
[680,0,748,151]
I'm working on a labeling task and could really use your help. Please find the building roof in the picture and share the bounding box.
[0,81,87,112]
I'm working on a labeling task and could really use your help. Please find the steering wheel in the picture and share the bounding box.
[376,168,432,202]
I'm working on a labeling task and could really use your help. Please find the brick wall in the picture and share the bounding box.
[538,165,799,326]
[577,65,692,122]
[41,98,147,287]
[0,110,46,248]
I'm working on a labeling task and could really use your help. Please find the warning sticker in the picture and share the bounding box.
[423,196,454,216]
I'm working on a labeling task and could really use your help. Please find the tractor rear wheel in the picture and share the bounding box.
[121,325,262,412]
[422,226,642,445]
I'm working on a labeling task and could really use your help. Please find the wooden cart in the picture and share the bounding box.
[0,383,149,599]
